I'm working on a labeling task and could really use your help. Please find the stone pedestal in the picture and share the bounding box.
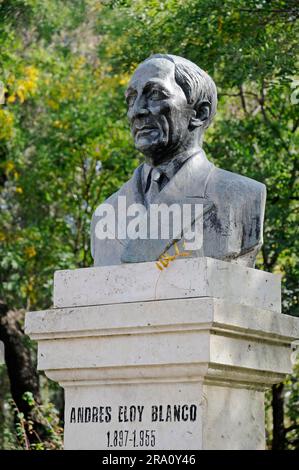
[25,258,299,450]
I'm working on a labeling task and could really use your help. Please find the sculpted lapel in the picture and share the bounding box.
[122,150,215,262]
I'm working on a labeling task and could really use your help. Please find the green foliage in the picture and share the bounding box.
[4,392,63,450]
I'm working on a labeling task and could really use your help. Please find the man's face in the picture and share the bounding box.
[125,58,193,165]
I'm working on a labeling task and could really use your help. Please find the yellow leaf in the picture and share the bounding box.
[7,94,16,104]
[17,87,25,103]
[0,109,14,140]
[5,161,15,173]
[25,246,36,258]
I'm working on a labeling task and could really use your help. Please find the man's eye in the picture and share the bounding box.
[149,89,167,101]
[126,94,136,107]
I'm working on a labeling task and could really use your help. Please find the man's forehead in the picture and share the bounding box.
[128,58,176,90]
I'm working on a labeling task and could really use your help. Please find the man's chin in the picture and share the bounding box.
[135,137,167,161]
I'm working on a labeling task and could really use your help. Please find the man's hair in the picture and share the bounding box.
[144,53,217,129]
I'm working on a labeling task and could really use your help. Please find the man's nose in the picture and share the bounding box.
[128,94,150,120]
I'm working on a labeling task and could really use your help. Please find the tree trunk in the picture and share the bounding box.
[0,301,47,446]
[0,302,41,416]
[272,383,285,450]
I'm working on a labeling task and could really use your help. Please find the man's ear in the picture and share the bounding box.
[189,101,211,129]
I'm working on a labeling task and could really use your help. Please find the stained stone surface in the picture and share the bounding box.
[53,257,281,312]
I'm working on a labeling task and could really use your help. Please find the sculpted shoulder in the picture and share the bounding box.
[206,166,266,204]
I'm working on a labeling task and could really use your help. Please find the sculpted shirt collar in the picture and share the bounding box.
[143,149,199,192]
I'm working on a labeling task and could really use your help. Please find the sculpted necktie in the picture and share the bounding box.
[143,153,193,209]
[145,168,165,208]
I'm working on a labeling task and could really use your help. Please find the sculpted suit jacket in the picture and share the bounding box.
[91,149,266,268]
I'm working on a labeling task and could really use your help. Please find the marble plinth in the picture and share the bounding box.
[25,258,299,450]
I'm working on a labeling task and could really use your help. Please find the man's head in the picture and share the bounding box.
[125,54,217,166]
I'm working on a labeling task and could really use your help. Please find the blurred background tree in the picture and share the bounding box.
[0,0,298,449]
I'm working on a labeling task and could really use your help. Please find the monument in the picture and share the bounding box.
[25,54,299,450]
[91,54,265,268]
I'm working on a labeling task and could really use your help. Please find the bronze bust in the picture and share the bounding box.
[91,54,266,268]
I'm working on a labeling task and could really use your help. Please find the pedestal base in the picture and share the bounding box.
[25,258,299,450]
